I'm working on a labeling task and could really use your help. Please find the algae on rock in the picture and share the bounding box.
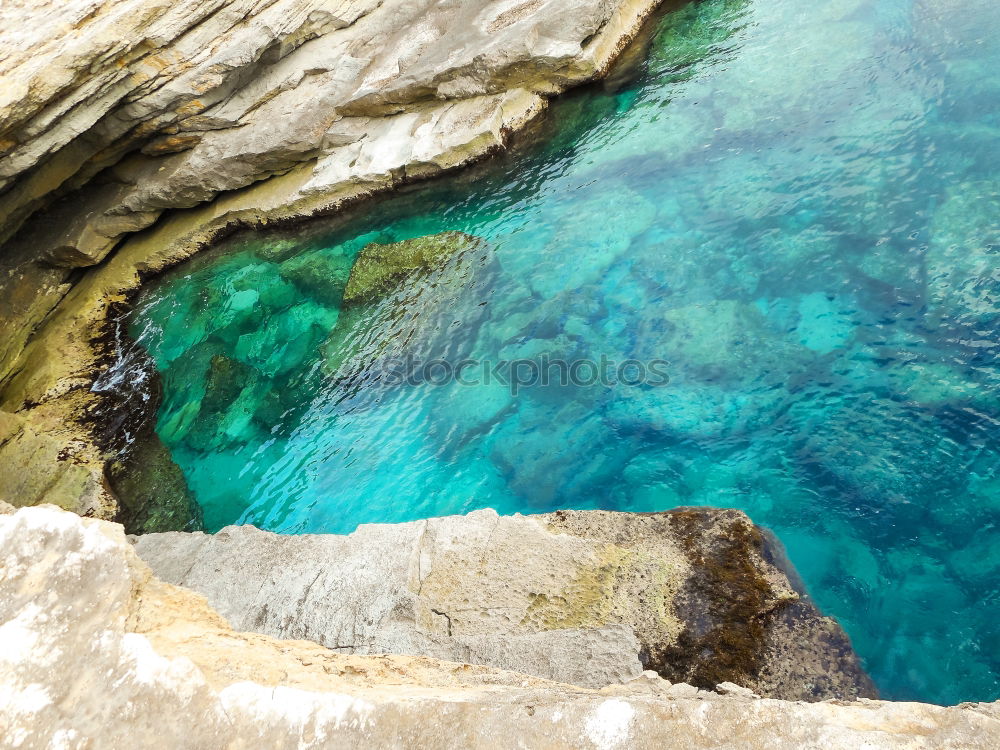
[323,231,494,378]
[343,231,488,305]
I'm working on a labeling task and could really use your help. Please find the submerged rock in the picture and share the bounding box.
[322,232,495,379]
[925,180,1000,327]
[135,506,876,701]
[106,432,202,535]
[182,354,265,453]
[279,250,353,306]
[343,231,487,305]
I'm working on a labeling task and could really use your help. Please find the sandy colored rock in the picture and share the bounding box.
[2,504,998,749]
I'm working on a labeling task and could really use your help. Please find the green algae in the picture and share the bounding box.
[343,231,486,305]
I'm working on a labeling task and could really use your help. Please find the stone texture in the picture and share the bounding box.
[2,504,999,749]
[343,231,487,304]
[0,409,110,518]
[134,507,876,700]
[0,0,658,254]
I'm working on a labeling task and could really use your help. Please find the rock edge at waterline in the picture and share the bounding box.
[2,502,998,750]
[133,506,875,701]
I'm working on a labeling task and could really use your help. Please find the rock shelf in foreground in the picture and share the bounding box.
[2,503,997,749]
[134,507,874,701]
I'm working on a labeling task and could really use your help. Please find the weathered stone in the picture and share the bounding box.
[3,505,999,749]
[135,507,875,700]
[0,410,106,517]
[344,231,486,305]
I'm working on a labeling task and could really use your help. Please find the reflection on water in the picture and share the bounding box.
[129,0,1000,703]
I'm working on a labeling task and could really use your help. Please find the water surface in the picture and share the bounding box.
[129,0,1000,703]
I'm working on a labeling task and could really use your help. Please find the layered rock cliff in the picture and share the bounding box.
[2,503,998,749]
[0,0,662,525]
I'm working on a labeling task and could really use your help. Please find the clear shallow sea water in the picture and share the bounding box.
[128,0,1000,704]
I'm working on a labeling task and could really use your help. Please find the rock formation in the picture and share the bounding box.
[134,507,875,700]
[3,502,998,749]
[343,231,486,305]
[0,0,664,524]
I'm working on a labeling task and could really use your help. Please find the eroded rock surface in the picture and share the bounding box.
[2,503,998,749]
[135,506,875,700]
[0,0,664,524]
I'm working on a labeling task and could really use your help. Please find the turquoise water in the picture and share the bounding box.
[128,0,1000,703]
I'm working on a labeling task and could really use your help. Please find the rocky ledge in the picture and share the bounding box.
[0,0,663,527]
[134,506,874,701]
[3,502,998,749]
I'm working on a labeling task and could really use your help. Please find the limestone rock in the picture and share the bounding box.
[0,410,107,517]
[135,506,876,700]
[3,504,999,749]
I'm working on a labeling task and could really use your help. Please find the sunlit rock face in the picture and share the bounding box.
[5,503,1000,749]
[134,506,876,700]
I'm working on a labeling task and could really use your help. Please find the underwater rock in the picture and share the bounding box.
[601,381,788,440]
[202,355,257,417]
[106,433,202,534]
[181,354,265,453]
[489,398,628,507]
[135,506,876,701]
[643,298,814,388]
[279,250,354,306]
[789,391,967,509]
[233,300,336,378]
[343,231,487,305]
[322,232,495,379]
[528,181,657,297]
[925,180,1000,327]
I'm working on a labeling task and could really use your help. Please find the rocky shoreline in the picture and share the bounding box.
[4,502,999,749]
[133,507,876,701]
[0,0,664,527]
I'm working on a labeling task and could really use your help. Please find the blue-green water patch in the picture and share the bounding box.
[128,0,1000,704]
